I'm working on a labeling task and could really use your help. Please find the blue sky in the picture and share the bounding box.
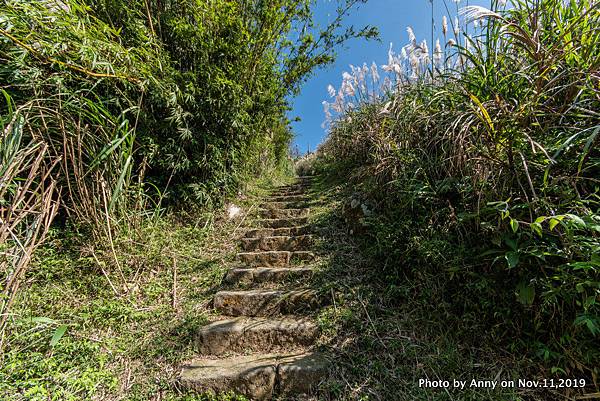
[288,0,489,154]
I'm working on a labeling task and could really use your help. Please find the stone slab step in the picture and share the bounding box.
[258,217,308,228]
[241,235,313,252]
[260,208,309,219]
[271,190,305,197]
[277,182,310,189]
[261,201,309,210]
[267,194,309,202]
[237,250,315,267]
[214,289,320,316]
[224,266,314,285]
[196,317,318,355]
[244,225,311,238]
[180,352,328,400]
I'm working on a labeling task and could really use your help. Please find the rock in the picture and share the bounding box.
[196,317,319,355]
[258,217,309,228]
[267,194,309,202]
[224,267,314,285]
[180,354,278,400]
[244,226,311,238]
[214,289,282,316]
[261,201,308,210]
[278,352,330,395]
[180,351,328,400]
[237,250,315,267]
[213,289,320,316]
[241,235,313,252]
[260,208,310,219]
[237,251,291,267]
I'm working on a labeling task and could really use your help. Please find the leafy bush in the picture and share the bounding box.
[316,0,600,378]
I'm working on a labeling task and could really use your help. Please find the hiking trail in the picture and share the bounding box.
[179,176,329,400]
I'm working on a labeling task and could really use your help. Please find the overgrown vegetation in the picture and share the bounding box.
[0,0,376,354]
[315,0,600,388]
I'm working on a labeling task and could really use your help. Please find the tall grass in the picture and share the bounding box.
[0,93,60,344]
[317,0,600,378]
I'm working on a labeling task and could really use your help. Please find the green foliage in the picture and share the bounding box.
[0,0,376,217]
[317,0,600,379]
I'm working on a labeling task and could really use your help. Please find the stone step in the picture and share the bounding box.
[224,266,314,285]
[244,225,311,238]
[214,289,320,316]
[258,217,308,228]
[237,250,315,267]
[180,352,328,400]
[196,317,319,355]
[267,194,309,202]
[260,208,309,219]
[261,201,309,210]
[241,235,313,252]
[278,182,311,189]
[271,189,305,197]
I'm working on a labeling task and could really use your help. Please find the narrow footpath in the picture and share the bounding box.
[179,176,328,400]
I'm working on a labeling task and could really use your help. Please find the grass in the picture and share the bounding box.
[3,165,592,400]
[314,0,600,392]
[0,174,293,401]
[306,173,590,401]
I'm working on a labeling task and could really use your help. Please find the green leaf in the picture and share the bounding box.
[517,281,535,305]
[566,213,585,227]
[506,251,520,268]
[574,315,600,336]
[504,236,517,251]
[549,217,561,231]
[510,218,519,233]
[50,325,68,347]
[531,222,543,237]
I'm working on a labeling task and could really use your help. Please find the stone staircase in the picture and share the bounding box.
[180,176,328,400]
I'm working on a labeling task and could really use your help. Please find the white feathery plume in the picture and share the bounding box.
[454,16,460,36]
[409,50,420,76]
[433,39,442,65]
[371,61,379,82]
[332,89,344,113]
[420,40,429,64]
[447,38,456,47]
[383,76,392,90]
[459,6,502,24]
[442,16,448,36]
[421,40,429,56]
[327,84,336,98]
[342,79,355,97]
[381,43,396,72]
[357,63,367,91]
[401,46,408,60]
[407,26,417,46]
